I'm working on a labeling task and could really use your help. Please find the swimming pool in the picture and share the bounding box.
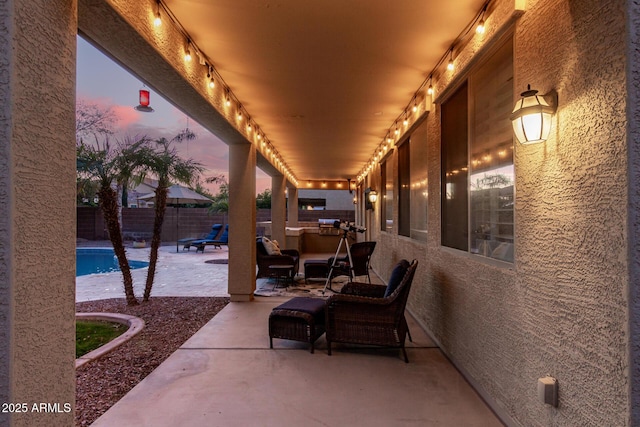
[76,248,149,277]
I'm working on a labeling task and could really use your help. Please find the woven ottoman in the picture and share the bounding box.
[304,259,329,283]
[269,297,327,353]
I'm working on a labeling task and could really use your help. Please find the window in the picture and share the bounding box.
[441,38,514,262]
[398,119,428,241]
[398,140,410,236]
[409,120,428,241]
[442,82,469,251]
[380,158,393,232]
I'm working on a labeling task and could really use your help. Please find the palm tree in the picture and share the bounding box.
[142,129,203,302]
[76,138,147,306]
[114,136,152,226]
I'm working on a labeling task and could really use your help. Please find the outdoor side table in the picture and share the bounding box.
[269,297,327,353]
[269,264,294,289]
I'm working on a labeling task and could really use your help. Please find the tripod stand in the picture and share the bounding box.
[323,229,354,294]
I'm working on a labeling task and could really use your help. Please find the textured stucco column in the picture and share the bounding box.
[271,175,286,244]
[228,144,256,301]
[287,185,299,227]
[0,1,77,425]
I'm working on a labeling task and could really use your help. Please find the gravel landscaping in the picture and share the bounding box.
[75,297,229,427]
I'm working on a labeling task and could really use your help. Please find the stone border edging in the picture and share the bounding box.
[75,313,145,369]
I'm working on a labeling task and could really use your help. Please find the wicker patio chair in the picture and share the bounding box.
[327,241,376,283]
[325,259,418,362]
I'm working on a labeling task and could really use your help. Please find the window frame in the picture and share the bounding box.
[439,35,514,263]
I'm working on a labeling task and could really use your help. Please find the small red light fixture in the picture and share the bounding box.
[134,88,154,112]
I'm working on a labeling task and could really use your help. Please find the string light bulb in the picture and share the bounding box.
[206,66,215,88]
[427,75,434,95]
[153,1,162,27]
[447,49,454,71]
[476,4,487,34]
[184,41,192,62]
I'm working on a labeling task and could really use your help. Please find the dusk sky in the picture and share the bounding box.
[76,36,270,194]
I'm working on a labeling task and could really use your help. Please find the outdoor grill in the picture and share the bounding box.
[318,218,340,235]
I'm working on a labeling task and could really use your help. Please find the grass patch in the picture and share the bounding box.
[76,320,127,358]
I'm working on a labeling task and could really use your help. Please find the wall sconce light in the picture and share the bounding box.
[510,85,557,144]
[364,187,376,210]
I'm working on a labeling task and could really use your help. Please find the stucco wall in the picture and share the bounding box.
[627,1,640,424]
[369,0,631,425]
[0,1,77,426]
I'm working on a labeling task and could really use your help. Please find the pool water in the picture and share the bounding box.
[76,248,149,277]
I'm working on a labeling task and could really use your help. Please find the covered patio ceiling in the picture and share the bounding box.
[160,0,487,183]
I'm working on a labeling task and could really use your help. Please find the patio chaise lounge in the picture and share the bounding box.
[325,259,418,362]
[193,224,229,253]
[180,224,223,251]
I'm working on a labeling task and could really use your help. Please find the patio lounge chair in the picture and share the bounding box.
[325,259,418,362]
[256,237,300,279]
[193,224,229,253]
[327,241,376,284]
[180,224,223,251]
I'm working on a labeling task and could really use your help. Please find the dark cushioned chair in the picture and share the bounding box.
[256,237,300,279]
[327,241,376,283]
[325,259,418,362]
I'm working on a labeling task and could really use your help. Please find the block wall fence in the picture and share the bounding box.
[77,207,355,241]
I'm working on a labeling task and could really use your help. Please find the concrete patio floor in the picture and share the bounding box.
[78,243,503,426]
[91,301,503,426]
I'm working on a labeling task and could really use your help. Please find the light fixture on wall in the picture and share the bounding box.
[510,85,557,144]
[364,187,376,210]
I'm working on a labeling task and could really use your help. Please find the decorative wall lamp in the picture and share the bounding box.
[510,85,557,144]
[364,188,377,210]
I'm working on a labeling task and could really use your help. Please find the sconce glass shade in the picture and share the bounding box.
[368,190,378,203]
[510,86,555,144]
